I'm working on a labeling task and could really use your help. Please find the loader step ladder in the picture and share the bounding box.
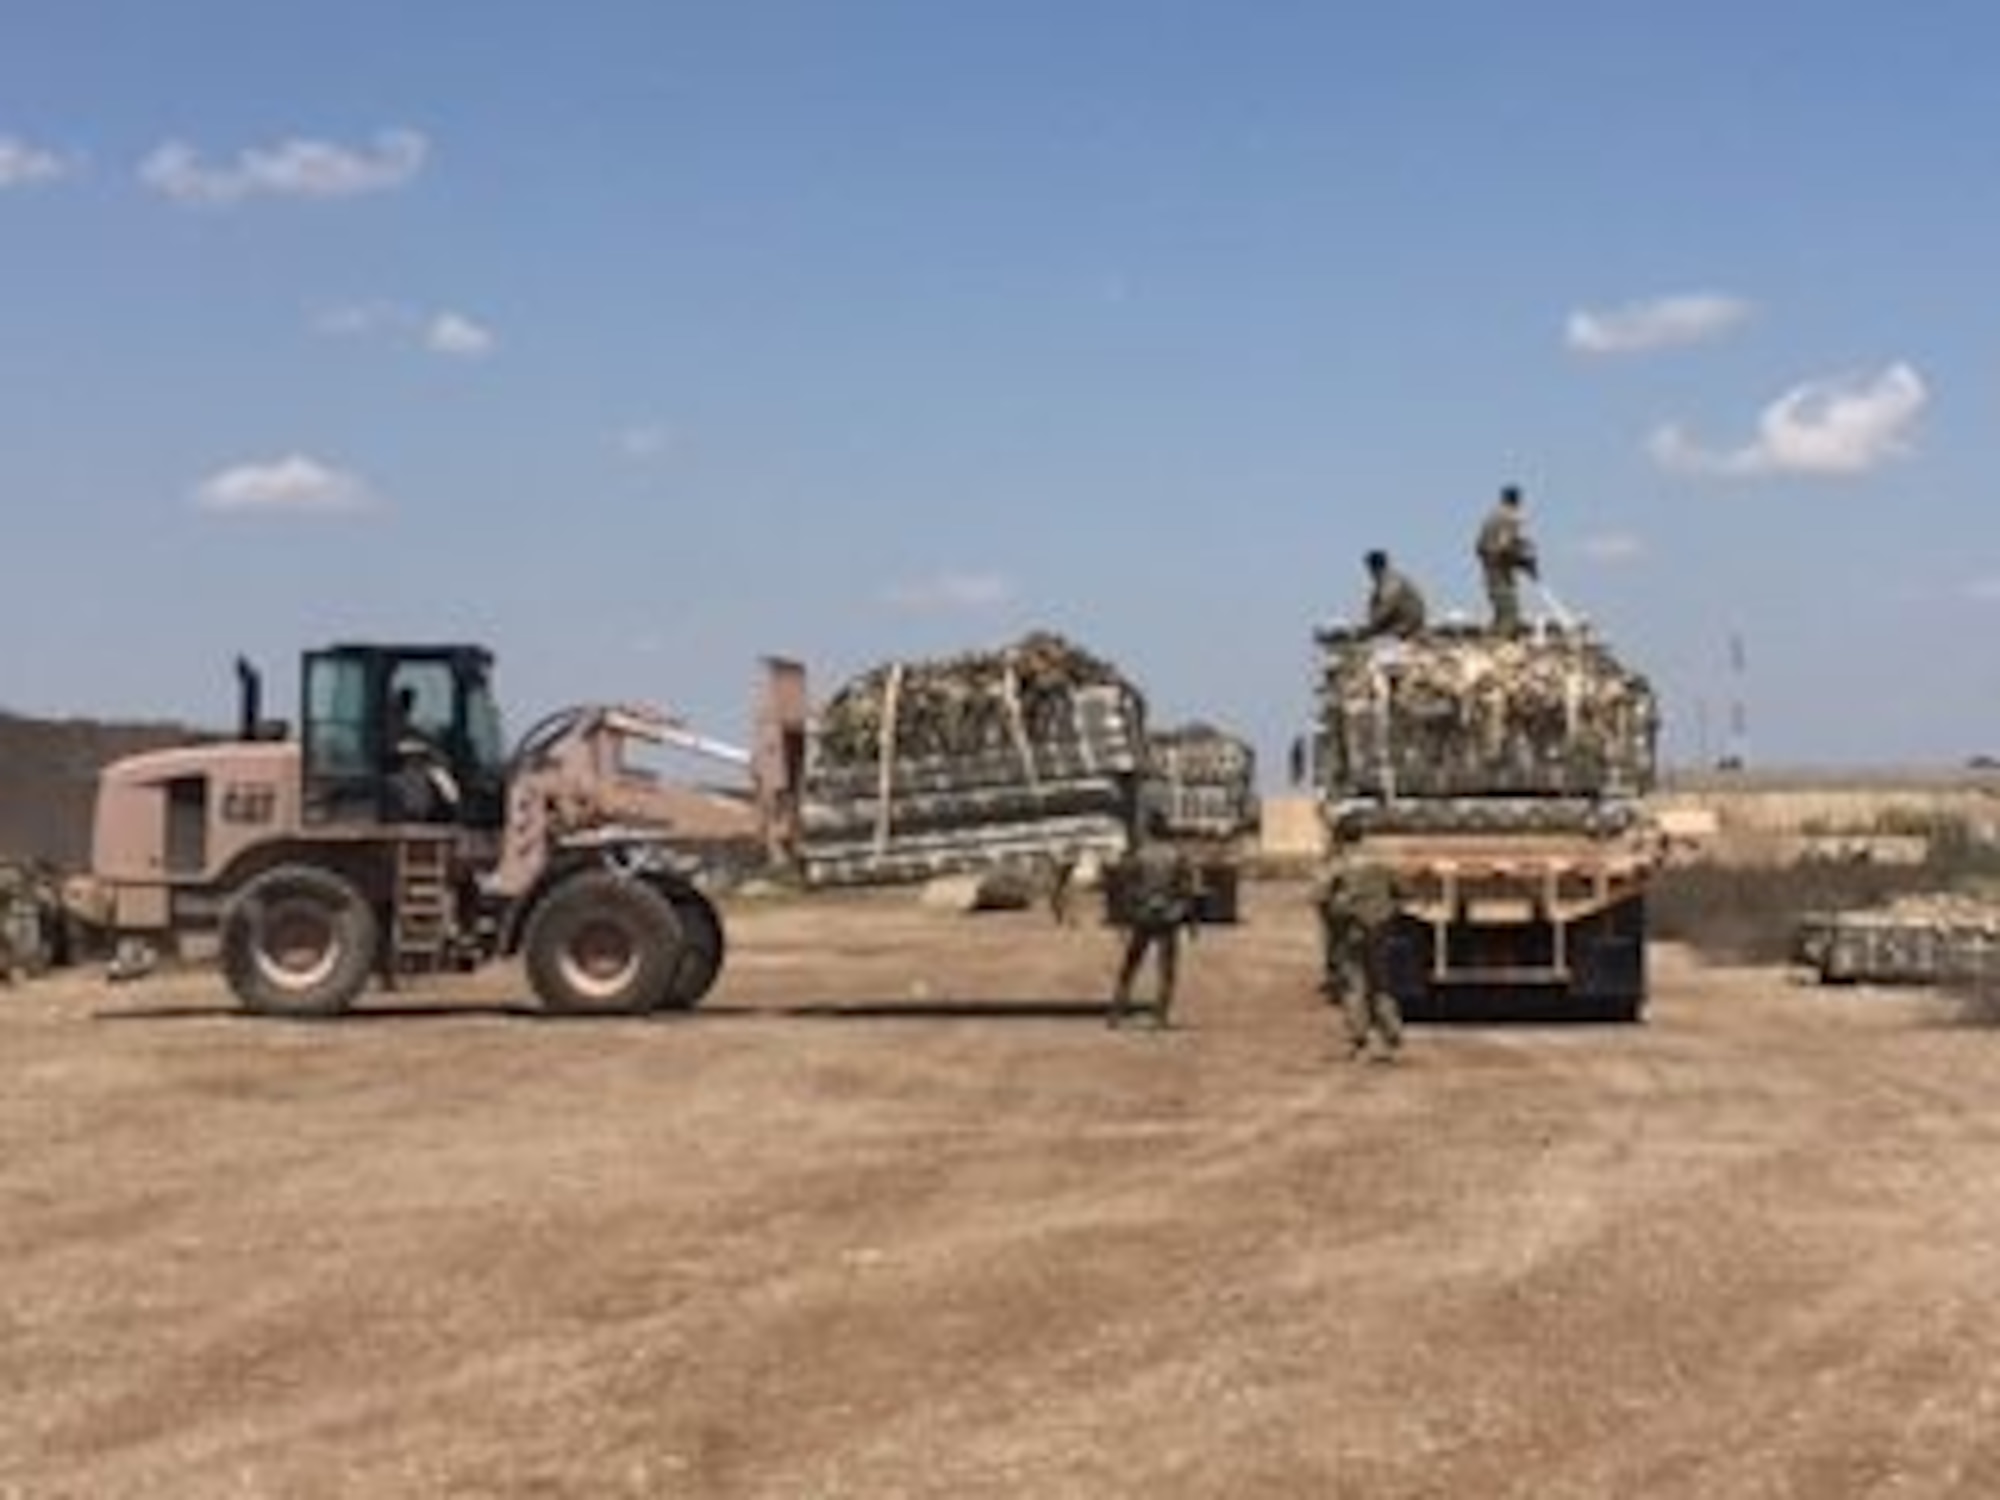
[391,837,453,981]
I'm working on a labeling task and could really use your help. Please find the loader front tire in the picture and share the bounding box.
[524,872,683,1015]
[661,887,725,1010]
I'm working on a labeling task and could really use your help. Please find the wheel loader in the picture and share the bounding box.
[80,642,801,1017]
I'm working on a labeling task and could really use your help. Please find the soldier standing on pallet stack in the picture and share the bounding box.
[1360,549,1428,639]
[1318,857,1403,1063]
[1109,809,1196,1029]
[1475,485,1539,637]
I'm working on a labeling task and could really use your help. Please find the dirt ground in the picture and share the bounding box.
[7,880,2000,1499]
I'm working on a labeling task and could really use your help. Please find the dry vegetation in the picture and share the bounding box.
[1653,814,2000,965]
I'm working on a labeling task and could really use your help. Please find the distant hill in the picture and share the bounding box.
[0,713,205,869]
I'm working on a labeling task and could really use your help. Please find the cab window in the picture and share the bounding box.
[304,654,372,777]
[387,661,457,748]
[464,675,505,775]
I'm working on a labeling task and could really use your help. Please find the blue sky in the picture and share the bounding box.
[3,2,1997,771]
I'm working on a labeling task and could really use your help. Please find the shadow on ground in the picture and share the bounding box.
[93,995,1121,1025]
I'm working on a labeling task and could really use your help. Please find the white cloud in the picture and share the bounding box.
[617,422,677,461]
[1566,292,1755,356]
[0,136,77,188]
[140,128,428,205]
[424,311,496,358]
[313,300,497,360]
[192,454,379,514]
[1577,532,1645,563]
[1648,362,1928,479]
[881,571,1015,613]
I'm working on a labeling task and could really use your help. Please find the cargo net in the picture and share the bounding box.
[1316,622,1658,805]
[813,630,1147,790]
[1143,723,1258,837]
[801,632,1148,883]
[1797,896,2000,990]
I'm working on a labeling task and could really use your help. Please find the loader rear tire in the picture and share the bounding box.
[524,872,683,1015]
[221,865,378,1018]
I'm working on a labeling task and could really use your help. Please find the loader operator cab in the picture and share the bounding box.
[298,643,507,831]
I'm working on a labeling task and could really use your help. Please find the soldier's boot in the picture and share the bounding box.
[1152,942,1179,1028]
[1110,942,1145,1028]
[1377,996,1405,1060]
[1341,992,1372,1060]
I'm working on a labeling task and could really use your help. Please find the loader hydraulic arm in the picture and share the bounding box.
[490,703,759,898]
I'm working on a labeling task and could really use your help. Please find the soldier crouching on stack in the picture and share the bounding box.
[1109,808,1197,1029]
[1318,855,1404,1063]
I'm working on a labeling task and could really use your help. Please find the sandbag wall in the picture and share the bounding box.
[799,632,1148,885]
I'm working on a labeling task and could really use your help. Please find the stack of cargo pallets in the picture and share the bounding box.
[1315,622,1658,804]
[800,632,1149,886]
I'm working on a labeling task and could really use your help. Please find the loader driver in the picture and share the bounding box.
[386,684,461,822]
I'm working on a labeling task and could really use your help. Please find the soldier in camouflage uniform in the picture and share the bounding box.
[1,862,34,984]
[1361,550,1428,639]
[1318,858,1403,1062]
[1109,811,1197,1029]
[1475,485,1539,636]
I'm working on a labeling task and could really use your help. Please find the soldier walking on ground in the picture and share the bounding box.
[1318,858,1403,1062]
[1109,811,1196,1029]
[1476,485,1539,636]
[1360,549,1428,639]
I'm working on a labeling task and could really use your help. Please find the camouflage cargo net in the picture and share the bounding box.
[801,631,1148,882]
[817,631,1146,768]
[1317,624,1657,799]
[1144,723,1258,835]
[1149,722,1255,788]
